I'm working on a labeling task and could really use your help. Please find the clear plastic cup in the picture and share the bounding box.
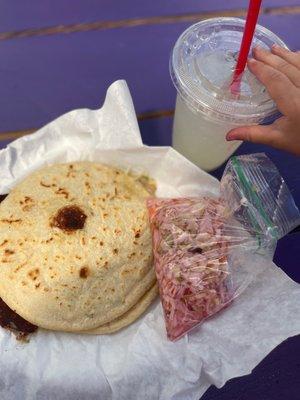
[170,17,288,171]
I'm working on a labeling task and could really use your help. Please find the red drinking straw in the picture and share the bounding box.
[230,0,263,94]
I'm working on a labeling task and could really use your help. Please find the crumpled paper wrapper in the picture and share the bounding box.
[0,80,299,400]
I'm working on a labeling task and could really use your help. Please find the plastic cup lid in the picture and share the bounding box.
[170,18,288,124]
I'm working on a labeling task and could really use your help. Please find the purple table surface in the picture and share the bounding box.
[0,0,298,33]
[0,2,300,400]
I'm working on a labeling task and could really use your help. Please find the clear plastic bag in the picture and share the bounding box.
[147,153,300,341]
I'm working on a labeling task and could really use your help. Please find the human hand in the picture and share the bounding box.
[226,45,300,156]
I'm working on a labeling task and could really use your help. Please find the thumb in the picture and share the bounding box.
[226,124,281,147]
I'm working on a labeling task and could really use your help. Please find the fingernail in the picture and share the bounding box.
[272,44,286,52]
[253,46,268,57]
[248,58,257,66]
[226,132,236,141]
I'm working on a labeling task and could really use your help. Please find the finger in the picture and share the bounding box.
[226,124,282,148]
[271,44,300,70]
[247,58,297,115]
[253,46,300,87]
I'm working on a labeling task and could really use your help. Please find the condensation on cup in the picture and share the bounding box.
[170,18,288,171]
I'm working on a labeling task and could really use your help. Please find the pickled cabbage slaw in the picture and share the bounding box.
[148,154,300,341]
[148,198,233,341]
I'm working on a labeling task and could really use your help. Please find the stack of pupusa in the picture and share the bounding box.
[0,162,157,336]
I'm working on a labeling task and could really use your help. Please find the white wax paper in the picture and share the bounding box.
[0,80,299,400]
